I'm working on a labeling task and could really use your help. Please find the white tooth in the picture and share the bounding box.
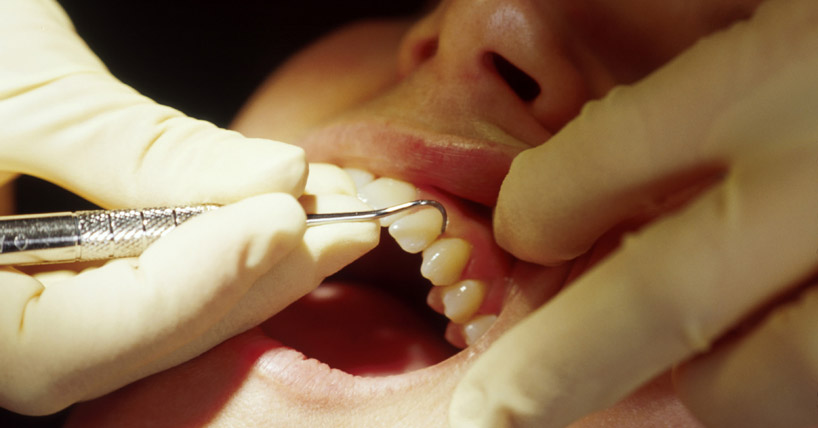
[388,209,444,253]
[442,279,487,324]
[343,168,375,191]
[357,177,418,226]
[463,314,497,346]
[421,238,471,286]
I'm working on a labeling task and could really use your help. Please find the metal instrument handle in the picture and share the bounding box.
[0,205,218,265]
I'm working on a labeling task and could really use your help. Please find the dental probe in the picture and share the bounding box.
[0,200,447,266]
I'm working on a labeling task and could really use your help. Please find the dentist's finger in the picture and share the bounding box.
[303,163,357,196]
[451,148,818,427]
[494,0,818,265]
[674,281,818,428]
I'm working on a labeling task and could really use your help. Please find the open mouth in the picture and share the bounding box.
[261,174,513,378]
[226,119,551,412]
[235,168,544,422]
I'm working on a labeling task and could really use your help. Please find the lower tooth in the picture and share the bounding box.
[388,209,444,253]
[445,322,468,349]
[420,238,471,286]
[463,314,497,346]
[357,177,418,226]
[426,287,445,314]
[442,279,487,323]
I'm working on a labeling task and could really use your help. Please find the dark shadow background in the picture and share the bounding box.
[4,1,426,426]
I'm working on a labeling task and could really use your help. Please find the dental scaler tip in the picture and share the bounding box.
[0,200,448,266]
[305,199,447,233]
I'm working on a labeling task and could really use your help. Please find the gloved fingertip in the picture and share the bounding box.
[247,138,309,196]
[449,379,491,428]
[191,134,308,201]
[492,206,575,266]
[452,375,555,428]
[125,120,308,207]
[303,163,357,196]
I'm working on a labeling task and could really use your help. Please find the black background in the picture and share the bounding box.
[4,1,426,426]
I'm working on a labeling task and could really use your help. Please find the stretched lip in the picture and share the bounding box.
[297,119,525,206]
[252,310,504,407]
[250,262,565,411]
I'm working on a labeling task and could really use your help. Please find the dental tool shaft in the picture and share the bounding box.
[0,200,447,266]
[305,200,447,232]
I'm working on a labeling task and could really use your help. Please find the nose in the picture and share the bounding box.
[397,0,592,142]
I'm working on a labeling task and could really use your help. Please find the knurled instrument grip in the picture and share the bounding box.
[0,205,219,265]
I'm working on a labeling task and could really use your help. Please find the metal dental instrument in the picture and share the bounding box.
[305,199,446,231]
[0,199,447,266]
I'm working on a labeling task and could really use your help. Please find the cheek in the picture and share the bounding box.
[572,372,704,427]
[232,20,411,142]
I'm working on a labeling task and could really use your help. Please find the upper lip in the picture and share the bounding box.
[297,118,525,206]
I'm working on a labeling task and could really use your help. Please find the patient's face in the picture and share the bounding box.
[68,0,761,426]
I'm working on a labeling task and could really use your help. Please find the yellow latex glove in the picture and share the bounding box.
[450,0,818,426]
[0,0,380,416]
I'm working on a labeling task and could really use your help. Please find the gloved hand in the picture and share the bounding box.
[450,0,818,426]
[0,0,379,416]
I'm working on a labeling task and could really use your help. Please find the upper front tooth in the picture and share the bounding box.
[388,208,444,253]
[357,177,418,226]
[421,238,471,286]
[343,168,375,191]
[442,279,487,323]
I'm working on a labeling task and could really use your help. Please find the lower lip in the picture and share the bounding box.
[249,328,467,403]
[248,259,564,403]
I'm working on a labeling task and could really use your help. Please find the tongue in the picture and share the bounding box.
[260,281,457,376]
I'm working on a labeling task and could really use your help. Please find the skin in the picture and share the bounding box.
[67,0,765,426]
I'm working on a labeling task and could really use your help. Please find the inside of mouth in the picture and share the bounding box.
[260,228,459,377]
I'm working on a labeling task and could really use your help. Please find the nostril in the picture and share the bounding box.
[486,52,541,102]
[400,38,438,76]
[406,38,438,69]
[416,39,439,63]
